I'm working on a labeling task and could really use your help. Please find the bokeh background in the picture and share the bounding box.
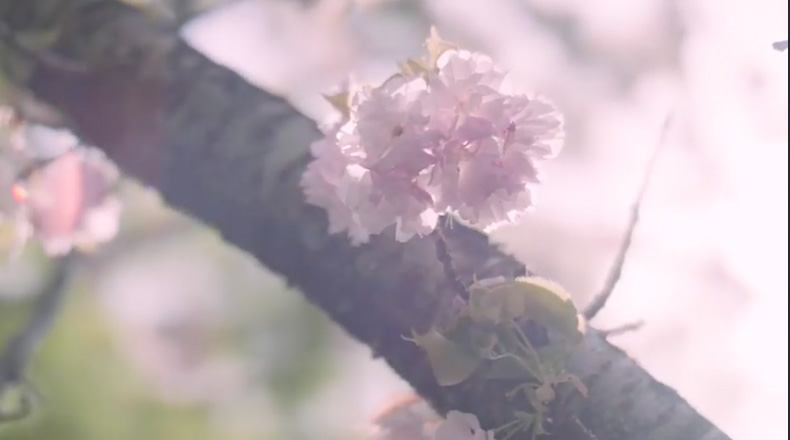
[0,0,787,439]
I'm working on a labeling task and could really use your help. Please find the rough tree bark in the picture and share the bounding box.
[0,1,733,439]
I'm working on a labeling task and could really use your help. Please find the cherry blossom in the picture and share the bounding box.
[301,30,564,244]
[13,147,121,255]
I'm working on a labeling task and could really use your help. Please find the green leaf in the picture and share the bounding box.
[444,314,498,358]
[405,329,482,386]
[472,277,583,343]
[468,277,510,324]
[468,325,498,358]
[322,91,350,119]
[398,58,429,76]
[425,26,457,68]
[511,277,583,342]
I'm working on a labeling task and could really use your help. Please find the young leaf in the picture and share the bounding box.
[425,26,457,68]
[468,291,503,324]
[489,277,583,343]
[405,329,482,386]
[468,277,510,324]
[467,323,498,357]
[399,58,430,76]
[323,91,350,119]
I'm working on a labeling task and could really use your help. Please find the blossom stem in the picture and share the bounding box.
[493,416,525,439]
[511,322,546,379]
[491,352,542,382]
[498,418,528,440]
[432,215,469,300]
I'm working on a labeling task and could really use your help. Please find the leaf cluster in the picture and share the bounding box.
[406,276,588,439]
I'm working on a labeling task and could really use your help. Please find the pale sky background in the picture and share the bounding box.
[169,1,787,439]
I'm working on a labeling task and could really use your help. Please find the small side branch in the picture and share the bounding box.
[0,252,76,422]
[583,113,673,320]
[773,40,788,51]
[598,320,645,338]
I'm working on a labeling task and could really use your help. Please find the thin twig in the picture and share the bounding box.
[583,113,673,320]
[433,216,469,300]
[0,252,76,422]
[598,320,645,338]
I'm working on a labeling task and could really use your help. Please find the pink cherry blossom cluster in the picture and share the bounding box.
[301,42,564,245]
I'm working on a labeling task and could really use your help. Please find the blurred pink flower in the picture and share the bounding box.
[12,147,121,255]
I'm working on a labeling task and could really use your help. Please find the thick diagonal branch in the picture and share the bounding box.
[0,1,732,439]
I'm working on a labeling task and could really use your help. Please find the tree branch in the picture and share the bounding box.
[583,113,672,321]
[1,1,732,439]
